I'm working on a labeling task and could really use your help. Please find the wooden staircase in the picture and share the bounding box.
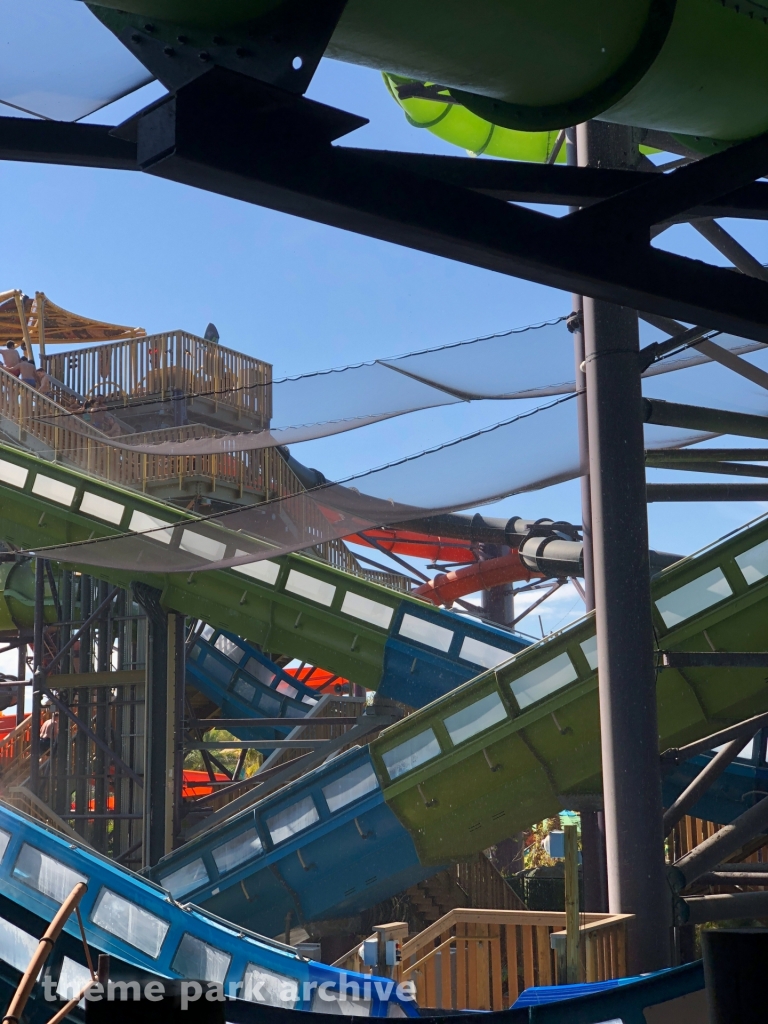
[403,853,526,934]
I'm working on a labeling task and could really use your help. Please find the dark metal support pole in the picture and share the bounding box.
[671,793,768,890]
[16,642,26,733]
[567,124,606,913]
[578,121,670,972]
[29,559,45,795]
[664,736,753,836]
[171,612,186,849]
[134,584,169,869]
[683,890,768,925]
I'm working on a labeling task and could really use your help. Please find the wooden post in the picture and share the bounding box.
[565,823,581,983]
[35,292,46,361]
[13,292,33,360]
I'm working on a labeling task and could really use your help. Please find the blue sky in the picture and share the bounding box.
[3,53,768,643]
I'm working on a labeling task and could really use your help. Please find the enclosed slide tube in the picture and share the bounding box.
[0,802,417,1018]
[90,0,768,145]
[358,513,681,606]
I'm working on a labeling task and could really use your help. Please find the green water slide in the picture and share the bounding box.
[89,0,768,141]
[0,444,528,708]
[4,441,768,876]
[369,515,768,864]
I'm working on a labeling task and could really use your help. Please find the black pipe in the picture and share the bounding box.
[663,735,750,835]
[671,794,768,890]
[579,120,670,975]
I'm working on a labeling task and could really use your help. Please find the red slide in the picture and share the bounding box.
[413,552,541,606]
[350,528,543,607]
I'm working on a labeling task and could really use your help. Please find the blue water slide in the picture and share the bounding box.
[151,746,445,936]
[379,603,530,708]
[511,961,705,1022]
[0,802,417,1017]
[186,626,321,743]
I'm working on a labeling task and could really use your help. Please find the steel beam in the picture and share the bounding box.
[2,114,768,221]
[28,559,44,796]
[671,796,768,890]
[584,291,669,971]
[580,119,669,972]
[662,711,768,767]
[133,583,169,868]
[647,484,768,501]
[647,449,768,463]
[0,118,135,169]
[129,69,768,341]
[567,130,768,238]
[663,736,750,836]
[644,399,768,439]
[682,890,768,924]
[661,652,768,668]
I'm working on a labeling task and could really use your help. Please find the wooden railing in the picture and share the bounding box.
[0,713,32,776]
[668,814,721,860]
[44,331,272,427]
[0,366,303,500]
[335,908,632,1011]
[314,539,412,593]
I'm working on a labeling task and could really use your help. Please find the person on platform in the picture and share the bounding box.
[1,341,21,376]
[18,356,38,388]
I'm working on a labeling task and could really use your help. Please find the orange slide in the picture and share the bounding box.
[350,528,543,607]
[413,552,541,606]
[353,529,476,565]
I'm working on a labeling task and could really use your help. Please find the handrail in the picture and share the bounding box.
[44,330,272,424]
[0,714,30,754]
[2,882,87,1024]
[0,365,302,500]
[336,907,633,1009]
[400,907,608,960]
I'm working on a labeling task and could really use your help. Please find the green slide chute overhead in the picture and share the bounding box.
[89,0,768,141]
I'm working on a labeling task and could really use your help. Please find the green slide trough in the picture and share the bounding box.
[88,0,768,142]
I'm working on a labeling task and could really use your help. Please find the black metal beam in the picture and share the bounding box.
[647,449,768,463]
[661,711,768,767]
[648,462,768,480]
[682,890,768,924]
[695,872,768,886]
[566,130,768,237]
[660,652,768,668]
[295,151,768,221]
[187,717,358,729]
[663,734,750,835]
[121,69,768,341]
[647,483,768,501]
[2,116,768,221]
[644,398,768,439]
[670,796,768,890]
[0,118,136,170]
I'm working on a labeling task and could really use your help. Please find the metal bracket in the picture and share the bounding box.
[87,0,349,95]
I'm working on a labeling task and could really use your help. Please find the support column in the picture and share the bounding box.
[567,124,605,914]
[134,584,182,867]
[482,542,514,626]
[578,121,670,972]
[29,558,44,795]
[169,612,186,851]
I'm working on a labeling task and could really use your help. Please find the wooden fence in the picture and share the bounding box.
[0,366,302,500]
[44,331,272,427]
[336,908,632,1011]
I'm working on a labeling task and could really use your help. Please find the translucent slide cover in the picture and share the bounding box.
[33,319,768,574]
